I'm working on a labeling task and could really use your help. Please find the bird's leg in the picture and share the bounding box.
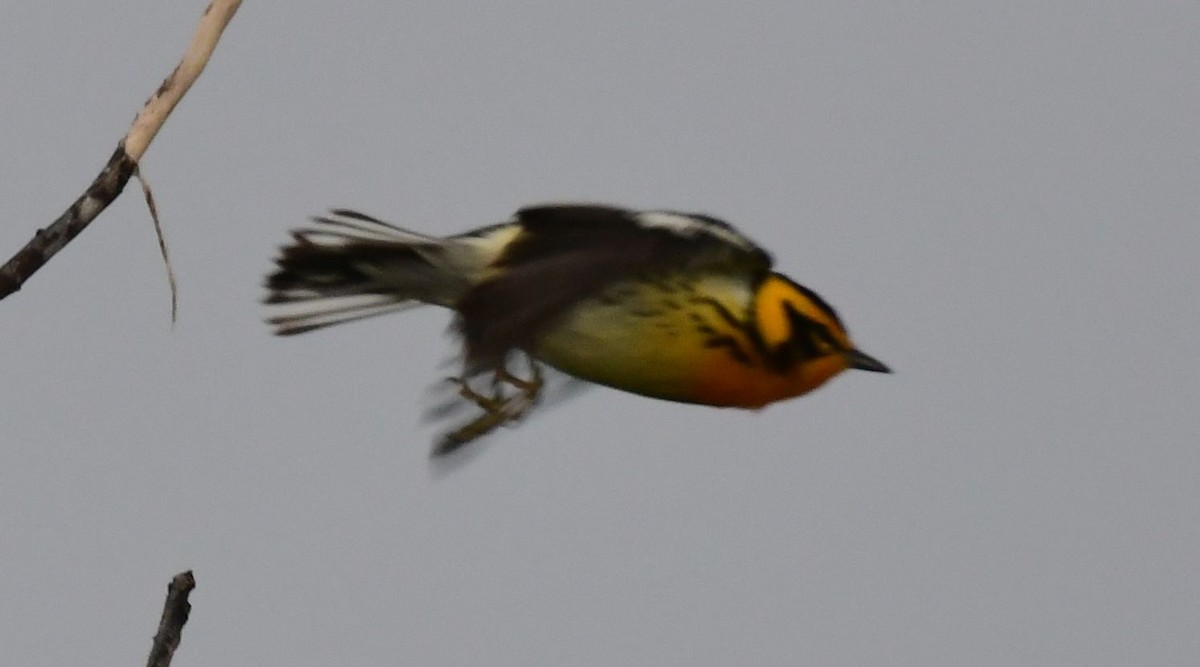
[450,375,506,413]
[436,357,545,453]
[436,377,510,453]
[437,407,509,453]
[486,355,544,424]
[494,355,544,404]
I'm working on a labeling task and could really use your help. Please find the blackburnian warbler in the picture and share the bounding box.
[266,204,889,454]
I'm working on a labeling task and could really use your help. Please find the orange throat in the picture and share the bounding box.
[691,353,849,409]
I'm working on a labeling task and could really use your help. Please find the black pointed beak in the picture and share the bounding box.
[845,349,891,373]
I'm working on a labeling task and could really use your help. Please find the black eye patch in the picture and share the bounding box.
[777,302,839,367]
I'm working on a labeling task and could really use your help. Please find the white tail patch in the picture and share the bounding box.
[314,209,439,244]
[301,211,446,266]
[266,294,424,336]
[265,209,459,335]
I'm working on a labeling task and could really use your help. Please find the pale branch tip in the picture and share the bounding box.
[124,0,244,161]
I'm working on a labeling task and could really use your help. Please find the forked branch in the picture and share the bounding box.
[0,0,242,302]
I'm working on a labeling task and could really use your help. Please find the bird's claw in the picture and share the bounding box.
[434,360,546,455]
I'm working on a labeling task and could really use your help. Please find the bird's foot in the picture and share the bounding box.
[433,360,545,455]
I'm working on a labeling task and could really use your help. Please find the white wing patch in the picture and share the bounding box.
[635,210,762,254]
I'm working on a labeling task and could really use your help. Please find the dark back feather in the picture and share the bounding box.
[455,205,771,372]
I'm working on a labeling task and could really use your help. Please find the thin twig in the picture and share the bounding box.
[136,168,178,322]
[145,571,197,667]
[0,0,242,301]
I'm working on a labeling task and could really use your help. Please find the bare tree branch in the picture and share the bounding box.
[0,0,242,301]
[145,571,197,667]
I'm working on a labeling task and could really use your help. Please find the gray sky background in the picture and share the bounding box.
[1,2,1198,665]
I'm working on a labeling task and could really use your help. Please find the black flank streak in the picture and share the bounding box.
[704,335,753,366]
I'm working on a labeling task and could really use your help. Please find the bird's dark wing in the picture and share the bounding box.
[454,204,772,371]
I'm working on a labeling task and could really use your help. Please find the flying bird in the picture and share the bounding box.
[265,204,890,455]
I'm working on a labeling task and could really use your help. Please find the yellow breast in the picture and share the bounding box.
[531,272,847,407]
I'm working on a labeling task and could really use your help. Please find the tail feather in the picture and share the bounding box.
[265,210,468,335]
[267,295,420,336]
[310,209,441,245]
